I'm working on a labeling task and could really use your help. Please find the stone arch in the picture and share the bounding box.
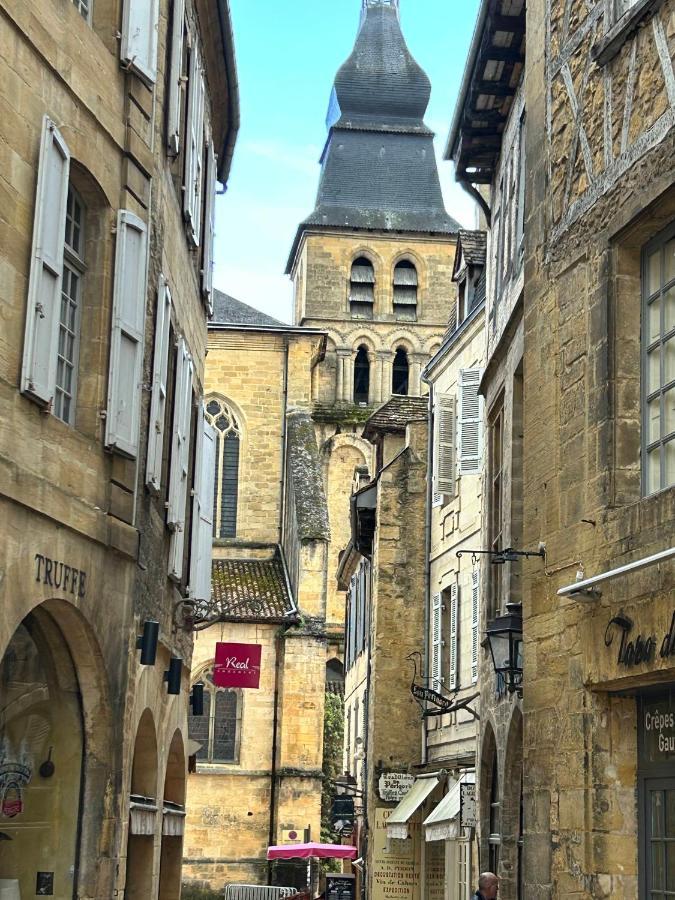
[158,729,186,900]
[125,708,159,900]
[383,328,421,355]
[501,706,524,899]
[321,432,373,475]
[342,326,383,353]
[479,720,499,876]
[326,658,345,694]
[205,394,245,540]
[0,599,112,899]
[391,251,424,318]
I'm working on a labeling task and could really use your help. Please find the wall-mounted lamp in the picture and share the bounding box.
[485,602,523,697]
[190,682,205,716]
[136,620,159,665]
[164,657,183,695]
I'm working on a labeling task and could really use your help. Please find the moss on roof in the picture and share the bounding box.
[287,409,331,543]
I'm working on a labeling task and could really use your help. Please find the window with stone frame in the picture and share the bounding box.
[488,397,505,617]
[393,260,418,321]
[54,187,86,425]
[350,258,375,319]
[642,225,675,496]
[188,668,242,764]
[205,397,241,538]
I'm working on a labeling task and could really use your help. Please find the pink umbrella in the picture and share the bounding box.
[266,843,357,861]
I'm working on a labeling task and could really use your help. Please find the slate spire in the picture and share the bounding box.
[287,0,457,269]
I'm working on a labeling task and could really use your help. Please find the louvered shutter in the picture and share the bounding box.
[202,137,217,312]
[121,0,160,86]
[459,369,483,474]
[168,337,193,528]
[145,276,172,491]
[471,569,480,684]
[433,393,456,497]
[431,593,444,691]
[167,0,185,154]
[449,583,459,690]
[106,210,148,458]
[22,116,70,405]
[184,43,205,246]
[189,407,217,601]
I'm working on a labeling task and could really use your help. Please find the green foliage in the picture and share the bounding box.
[320,691,345,875]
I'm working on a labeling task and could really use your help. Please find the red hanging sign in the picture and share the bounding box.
[214,643,262,689]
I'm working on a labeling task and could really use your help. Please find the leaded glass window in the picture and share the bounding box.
[205,397,241,538]
[187,668,241,764]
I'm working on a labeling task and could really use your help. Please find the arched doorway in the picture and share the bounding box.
[0,610,84,899]
[158,730,186,900]
[125,709,159,900]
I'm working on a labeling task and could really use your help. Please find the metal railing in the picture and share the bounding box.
[224,886,298,900]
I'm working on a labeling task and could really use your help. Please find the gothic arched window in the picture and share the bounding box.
[187,668,242,764]
[392,348,409,396]
[205,397,241,538]
[354,346,370,405]
[393,260,418,321]
[350,258,375,319]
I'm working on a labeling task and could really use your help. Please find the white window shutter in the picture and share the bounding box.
[106,210,148,458]
[431,593,444,691]
[189,406,217,601]
[459,369,483,474]
[471,569,480,684]
[121,0,160,86]
[202,137,217,313]
[22,116,70,405]
[168,342,194,581]
[433,393,456,497]
[449,583,459,691]
[145,276,172,491]
[184,44,205,246]
[167,0,186,155]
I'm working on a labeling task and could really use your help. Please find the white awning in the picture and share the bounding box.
[386,772,444,840]
[423,773,475,842]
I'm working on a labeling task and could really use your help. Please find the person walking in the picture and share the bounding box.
[472,872,499,899]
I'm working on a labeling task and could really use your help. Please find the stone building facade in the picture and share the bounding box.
[521,0,675,896]
[0,1,238,897]
[182,293,333,892]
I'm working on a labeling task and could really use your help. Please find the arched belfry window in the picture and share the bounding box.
[205,397,241,538]
[393,260,418,321]
[392,348,409,396]
[350,258,375,319]
[354,346,370,405]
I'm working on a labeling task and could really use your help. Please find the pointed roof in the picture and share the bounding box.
[211,290,285,328]
[286,1,458,272]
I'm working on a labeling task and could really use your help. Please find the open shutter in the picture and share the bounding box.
[166,0,186,154]
[22,116,70,405]
[431,593,444,691]
[433,393,456,498]
[106,210,148,458]
[459,369,483,474]
[449,583,459,690]
[471,569,480,684]
[184,43,205,246]
[168,342,194,580]
[145,276,172,491]
[202,137,217,313]
[189,407,217,601]
[121,0,160,86]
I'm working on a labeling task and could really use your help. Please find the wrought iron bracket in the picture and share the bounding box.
[456,546,546,566]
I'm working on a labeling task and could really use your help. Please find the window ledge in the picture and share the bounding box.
[592,0,667,67]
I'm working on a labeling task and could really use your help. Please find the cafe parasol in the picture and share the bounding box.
[266,843,357,861]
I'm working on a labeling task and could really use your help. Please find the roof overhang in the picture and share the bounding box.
[445,0,525,185]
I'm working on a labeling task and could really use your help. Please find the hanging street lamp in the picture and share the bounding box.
[485,602,523,696]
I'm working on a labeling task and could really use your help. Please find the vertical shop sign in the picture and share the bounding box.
[214,643,262,689]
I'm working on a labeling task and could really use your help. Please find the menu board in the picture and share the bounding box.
[371,808,420,900]
[326,874,356,900]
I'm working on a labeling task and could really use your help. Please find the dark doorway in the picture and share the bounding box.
[354,346,370,404]
[392,348,409,395]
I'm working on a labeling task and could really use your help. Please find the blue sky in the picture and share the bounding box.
[212,0,482,323]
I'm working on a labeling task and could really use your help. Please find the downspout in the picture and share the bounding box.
[362,556,374,900]
[267,626,284,884]
[420,372,433,767]
[459,179,491,228]
[279,340,290,543]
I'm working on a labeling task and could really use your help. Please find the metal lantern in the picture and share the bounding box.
[485,602,523,694]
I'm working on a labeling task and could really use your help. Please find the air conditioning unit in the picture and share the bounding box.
[280,828,307,844]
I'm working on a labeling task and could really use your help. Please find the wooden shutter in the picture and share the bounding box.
[167,337,193,529]
[22,116,70,405]
[431,593,444,691]
[121,0,160,85]
[166,0,186,154]
[184,43,205,246]
[459,369,483,474]
[433,393,456,497]
[145,276,172,491]
[202,136,217,312]
[105,210,148,459]
[189,406,217,601]
[471,569,480,684]
[449,583,459,690]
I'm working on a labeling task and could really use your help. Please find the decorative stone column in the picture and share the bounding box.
[336,349,352,402]
[378,351,393,403]
[368,351,378,406]
[410,354,426,397]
